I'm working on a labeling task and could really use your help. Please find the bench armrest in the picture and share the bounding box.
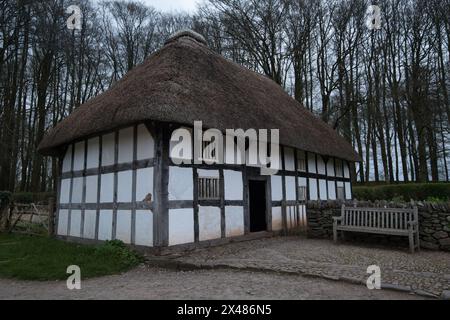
[408,221,418,226]
[333,217,343,225]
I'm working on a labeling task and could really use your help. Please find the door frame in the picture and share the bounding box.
[245,169,272,234]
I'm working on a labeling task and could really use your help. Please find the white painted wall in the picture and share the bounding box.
[169,209,194,246]
[271,175,283,201]
[198,169,219,178]
[198,206,221,241]
[168,167,193,201]
[98,210,113,241]
[308,153,316,173]
[225,206,244,237]
[272,207,283,231]
[345,182,352,200]
[317,155,326,175]
[319,179,327,200]
[73,142,85,172]
[83,210,97,239]
[118,127,134,164]
[285,176,296,201]
[135,210,153,246]
[309,178,318,200]
[62,145,72,173]
[136,168,153,202]
[116,210,132,244]
[69,210,82,237]
[327,159,335,177]
[117,170,133,203]
[100,173,114,203]
[86,137,99,169]
[58,209,69,236]
[328,181,337,200]
[344,162,350,178]
[85,176,98,203]
[60,179,71,204]
[284,147,296,171]
[71,177,83,203]
[137,124,154,160]
[224,170,243,200]
[102,133,115,166]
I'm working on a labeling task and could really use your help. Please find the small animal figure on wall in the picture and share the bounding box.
[143,193,152,204]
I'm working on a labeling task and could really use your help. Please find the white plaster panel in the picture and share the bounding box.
[319,179,327,200]
[86,137,100,169]
[284,147,296,171]
[135,210,153,247]
[344,162,350,178]
[297,150,306,172]
[308,153,317,173]
[285,176,296,201]
[198,206,222,241]
[62,145,73,173]
[71,177,83,204]
[57,210,69,236]
[345,182,352,200]
[169,209,194,246]
[69,210,82,237]
[98,210,113,241]
[272,207,283,231]
[198,169,219,178]
[309,178,318,200]
[117,171,133,203]
[85,175,98,203]
[327,159,335,177]
[271,175,283,201]
[298,177,307,187]
[328,181,337,200]
[169,167,193,201]
[317,155,326,175]
[337,181,344,188]
[116,210,132,244]
[100,173,114,203]
[60,179,71,204]
[225,206,244,238]
[118,127,134,164]
[83,210,96,240]
[224,170,243,201]
[136,168,153,202]
[102,133,115,166]
[137,124,154,160]
[73,142,85,172]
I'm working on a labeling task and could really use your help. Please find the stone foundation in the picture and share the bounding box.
[306,200,450,252]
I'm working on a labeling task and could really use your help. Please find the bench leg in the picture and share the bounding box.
[341,231,345,241]
[415,229,421,252]
[333,227,338,243]
[409,232,415,254]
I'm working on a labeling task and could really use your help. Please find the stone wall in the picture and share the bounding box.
[306,200,450,252]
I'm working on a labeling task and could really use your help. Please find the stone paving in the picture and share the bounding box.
[148,237,450,299]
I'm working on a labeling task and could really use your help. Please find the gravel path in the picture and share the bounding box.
[0,264,424,300]
[159,237,450,298]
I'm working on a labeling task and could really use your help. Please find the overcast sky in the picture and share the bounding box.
[134,0,199,12]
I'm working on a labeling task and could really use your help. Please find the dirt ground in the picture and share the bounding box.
[0,264,425,300]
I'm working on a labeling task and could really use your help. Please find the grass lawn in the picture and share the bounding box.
[0,233,142,281]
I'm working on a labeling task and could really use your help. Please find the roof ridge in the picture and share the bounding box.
[164,29,208,47]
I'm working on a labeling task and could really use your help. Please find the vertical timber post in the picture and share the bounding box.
[48,197,55,236]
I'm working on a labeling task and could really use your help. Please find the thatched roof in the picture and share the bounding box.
[38,30,361,162]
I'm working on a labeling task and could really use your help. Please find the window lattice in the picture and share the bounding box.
[198,177,220,200]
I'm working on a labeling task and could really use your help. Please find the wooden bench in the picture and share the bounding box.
[333,205,420,253]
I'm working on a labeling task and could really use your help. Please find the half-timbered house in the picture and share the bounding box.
[38,30,361,249]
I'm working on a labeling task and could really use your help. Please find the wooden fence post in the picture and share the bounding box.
[48,198,55,236]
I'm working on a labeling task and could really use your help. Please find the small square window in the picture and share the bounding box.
[198,177,220,200]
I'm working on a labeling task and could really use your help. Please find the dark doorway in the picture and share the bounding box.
[249,180,267,233]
